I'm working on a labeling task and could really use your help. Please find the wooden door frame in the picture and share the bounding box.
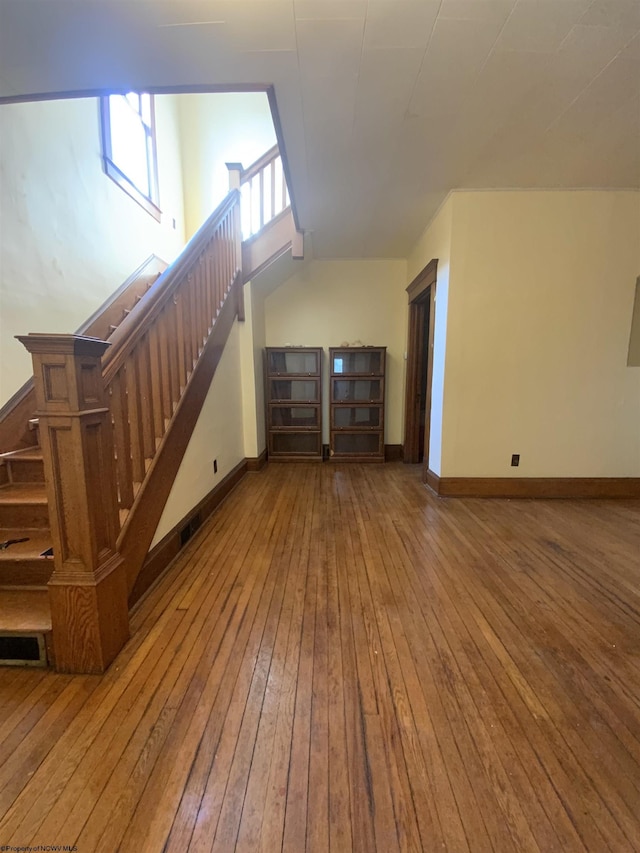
[403,259,437,478]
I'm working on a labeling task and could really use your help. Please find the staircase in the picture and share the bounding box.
[0,448,51,665]
[0,146,303,673]
[0,190,245,672]
[0,259,167,665]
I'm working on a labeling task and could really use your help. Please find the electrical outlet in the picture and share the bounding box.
[511,454,520,467]
[213,459,218,474]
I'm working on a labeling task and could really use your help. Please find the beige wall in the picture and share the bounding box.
[438,190,640,478]
[178,93,276,239]
[629,278,640,367]
[151,320,245,546]
[239,280,267,458]
[252,287,267,454]
[406,196,454,475]
[264,259,408,445]
[0,95,186,404]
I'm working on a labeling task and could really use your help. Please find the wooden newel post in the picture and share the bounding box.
[17,334,130,674]
[226,161,242,192]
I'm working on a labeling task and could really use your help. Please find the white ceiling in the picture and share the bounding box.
[1,0,639,258]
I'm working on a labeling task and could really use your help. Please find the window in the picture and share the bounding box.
[100,93,160,220]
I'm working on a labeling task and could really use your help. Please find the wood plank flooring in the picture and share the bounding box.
[1,462,639,852]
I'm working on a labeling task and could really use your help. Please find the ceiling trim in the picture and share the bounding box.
[0,82,271,106]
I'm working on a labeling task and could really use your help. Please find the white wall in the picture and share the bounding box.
[406,196,454,475]
[263,259,408,445]
[438,190,640,478]
[0,95,186,404]
[178,92,276,239]
[151,319,245,547]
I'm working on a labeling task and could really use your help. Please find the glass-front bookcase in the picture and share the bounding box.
[265,347,323,461]
[329,347,386,461]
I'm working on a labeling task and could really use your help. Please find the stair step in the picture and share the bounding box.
[0,483,49,528]
[27,419,41,446]
[0,528,54,586]
[0,588,52,667]
[0,588,51,630]
[0,446,44,484]
[0,447,42,460]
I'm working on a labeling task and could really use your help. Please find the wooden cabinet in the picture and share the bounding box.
[265,347,323,461]
[329,347,386,462]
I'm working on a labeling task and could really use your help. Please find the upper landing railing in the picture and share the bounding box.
[228,146,302,283]
[227,145,290,240]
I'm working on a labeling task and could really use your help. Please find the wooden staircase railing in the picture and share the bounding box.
[228,146,303,283]
[18,189,243,673]
[102,190,241,523]
[229,144,290,239]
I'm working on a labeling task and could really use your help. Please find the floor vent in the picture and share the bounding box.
[0,632,48,667]
[179,513,202,548]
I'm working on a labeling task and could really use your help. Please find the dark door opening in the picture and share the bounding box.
[418,297,430,461]
[403,259,437,481]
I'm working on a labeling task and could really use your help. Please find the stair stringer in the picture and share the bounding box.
[242,208,303,284]
[118,272,243,601]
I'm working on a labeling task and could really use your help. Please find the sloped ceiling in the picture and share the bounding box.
[1,0,639,258]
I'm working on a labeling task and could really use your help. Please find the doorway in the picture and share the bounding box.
[403,259,437,481]
[417,297,431,460]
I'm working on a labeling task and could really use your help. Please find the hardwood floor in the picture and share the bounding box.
[0,462,639,852]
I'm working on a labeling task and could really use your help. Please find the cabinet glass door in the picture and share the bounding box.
[332,406,381,429]
[270,379,319,402]
[270,406,319,428]
[332,379,382,402]
[331,350,383,375]
[332,433,382,455]
[268,350,319,375]
[271,432,321,455]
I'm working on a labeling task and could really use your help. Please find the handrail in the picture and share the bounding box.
[103,190,240,382]
[240,144,279,183]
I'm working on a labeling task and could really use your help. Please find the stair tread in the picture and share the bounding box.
[0,588,51,633]
[0,529,52,559]
[0,483,48,504]
[0,446,42,462]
